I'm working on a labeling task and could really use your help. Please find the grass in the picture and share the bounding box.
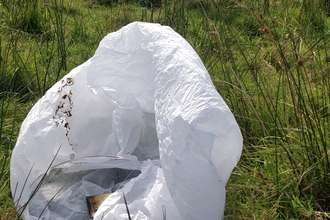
[1,0,330,219]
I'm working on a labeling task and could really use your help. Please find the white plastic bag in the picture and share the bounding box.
[10,22,243,220]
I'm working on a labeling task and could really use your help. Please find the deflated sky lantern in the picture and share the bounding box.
[10,22,243,219]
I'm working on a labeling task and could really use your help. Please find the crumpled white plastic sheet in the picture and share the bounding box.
[10,22,243,220]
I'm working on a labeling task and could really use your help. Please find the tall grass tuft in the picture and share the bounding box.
[194,0,330,218]
[1,0,46,35]
[163,0,188,37]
